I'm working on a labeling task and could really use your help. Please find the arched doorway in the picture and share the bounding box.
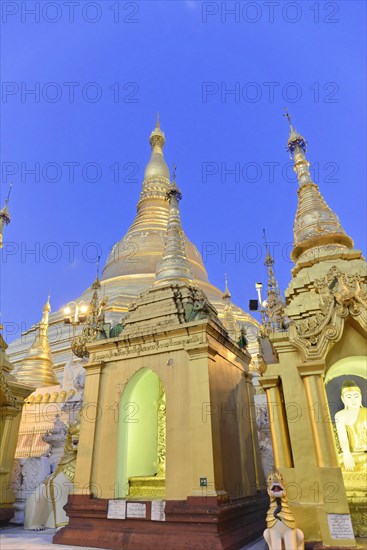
[115,368,166,499]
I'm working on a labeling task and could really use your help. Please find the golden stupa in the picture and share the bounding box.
[8,118,260,381]
[15,296,58,388]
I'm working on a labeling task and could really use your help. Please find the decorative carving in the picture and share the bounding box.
[71,278,110,357]
[157,380,166,477]
[237,326,248,349]
[0,369,18,408]
[10,457,51,524]
[184,286,216,322]
[42,414,68,471]
[256,404,273,477]
[290,266,367,360]
[24,416,80,530]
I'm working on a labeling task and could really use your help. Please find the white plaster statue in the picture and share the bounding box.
[335,380,367,471]
[62,357,86,394]
[256,403,274,478]
[10,457,51,524]
[24,417,80,531]
[42,414,68,472]
[263,468,304,550]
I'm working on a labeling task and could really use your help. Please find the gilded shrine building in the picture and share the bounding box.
[259,118,367,546]
[54,172,267,549]
[8,119,261,378]
[3,115,366,549]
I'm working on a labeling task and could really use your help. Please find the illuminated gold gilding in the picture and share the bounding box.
[222,275,237,339]
[259,115,366,545]
[155,177,194,286]
[15,297,58,388]
[286,122,353,263]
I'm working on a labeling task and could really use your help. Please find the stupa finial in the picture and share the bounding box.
[16,295,57,387]
[223,273,231,300]
[284,115,353,262]
[283,108,307,157]
[0,181,12,248]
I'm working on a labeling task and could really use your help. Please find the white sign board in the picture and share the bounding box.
[107,500,126,520]
[151,500,166,521]
[126,502,146,518]
[328,514,354,540]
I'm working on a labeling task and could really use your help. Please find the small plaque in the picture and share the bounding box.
[126,502,146,518]
[151,500,166,521]
[200,477,207,487]
[328,514,354,540]
[107,499,126,520]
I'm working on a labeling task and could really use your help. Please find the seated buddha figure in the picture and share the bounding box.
[335,380,367,472]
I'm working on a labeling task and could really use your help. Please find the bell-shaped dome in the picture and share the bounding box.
[102,118,208,284]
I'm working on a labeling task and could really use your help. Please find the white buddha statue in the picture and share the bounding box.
[335,380,367,471]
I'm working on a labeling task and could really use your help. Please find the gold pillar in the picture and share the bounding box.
[0,407,20,509]
[261,377,293,468]
[73,362,103,495]
[298,363,338,468]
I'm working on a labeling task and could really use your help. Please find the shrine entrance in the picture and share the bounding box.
[115,368,166,499]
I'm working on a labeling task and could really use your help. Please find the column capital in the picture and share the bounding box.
[258,375,280,390]
[84,362,104,376]
[297,361,326,377]
[186,343,217,360]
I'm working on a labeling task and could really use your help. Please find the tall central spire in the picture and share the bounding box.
[284,110,353,263]
[155,169,194,286]
[132,115,170,229]
[101,116,209,283]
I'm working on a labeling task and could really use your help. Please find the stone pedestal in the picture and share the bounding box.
[54,494,268,550]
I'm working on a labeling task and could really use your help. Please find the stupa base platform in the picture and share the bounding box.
[53,493,268,550]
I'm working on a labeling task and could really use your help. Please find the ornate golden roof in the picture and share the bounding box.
[286,118,354,263]
[15,297,58,388]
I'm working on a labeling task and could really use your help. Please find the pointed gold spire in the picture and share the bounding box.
[16,296,58,388]
[222,274,236,339]
[223,273,231,300]
[155,167,194,286]
[284,110,353,262]
[125,115,170,235]
[143,113,169,180]
[0,182,12,249]
[101,117,209,284]
[262,230,285,331]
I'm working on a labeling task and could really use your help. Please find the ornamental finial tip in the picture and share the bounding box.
[5,182,13,206]
[172,163,177,182]
[156,112,160,129]
[223,273,231,299]
[283,107,292,128]
[262,228,269,253]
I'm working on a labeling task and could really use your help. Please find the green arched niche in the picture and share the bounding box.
[115,368,161,498]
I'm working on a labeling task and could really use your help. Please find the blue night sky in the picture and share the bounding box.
[1,0,366,342]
